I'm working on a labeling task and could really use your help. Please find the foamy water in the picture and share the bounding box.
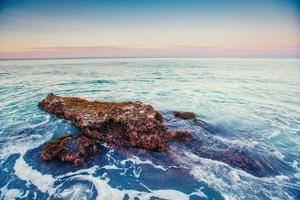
[0,58,299,199]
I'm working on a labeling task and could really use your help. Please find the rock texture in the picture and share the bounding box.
[41,135,98,165]
[38,94,278,177]
[173,111,196,120]
[39,93,189,164]
[168,130,191,142]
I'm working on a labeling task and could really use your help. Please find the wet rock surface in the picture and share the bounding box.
[39,93,184,152]
[168,130,191,142]
[41,135,98,166]
[39,93,190,165]
[173,111,197,120]
[38,93,282,177]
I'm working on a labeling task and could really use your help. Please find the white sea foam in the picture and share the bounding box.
[120,156,186,171]
[292,160,299,170]
[23,114,51,129]
[0,181,28,200]
[3,189,22,200]
[268,130,281,140]
[74,174,201,200]
[56,165,99,179]
[210,135,260,149]
[0,135,40,160]
[272,149,285,160]
[182,151,294,200]
[0,117,52,160]
[11,153,206,200]
[209,134,287,161]
[120,156,169,171]
[189,187,207,199]
[54,183,94,200]
[13,155,55,194]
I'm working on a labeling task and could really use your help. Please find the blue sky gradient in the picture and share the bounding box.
[0,0,299,58]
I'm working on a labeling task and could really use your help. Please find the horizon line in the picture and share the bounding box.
[1,56,300,61]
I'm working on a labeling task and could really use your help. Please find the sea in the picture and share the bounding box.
[0,58,299,200]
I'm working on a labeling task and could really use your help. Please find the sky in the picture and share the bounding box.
[0,0,299,59]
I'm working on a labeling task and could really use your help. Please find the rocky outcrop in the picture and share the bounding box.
[41,135,98,165]
[39,93,190,164]
[38,94,279,177]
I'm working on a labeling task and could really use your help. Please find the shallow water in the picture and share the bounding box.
[0,58,300,200]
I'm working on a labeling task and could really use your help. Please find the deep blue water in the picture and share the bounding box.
[0,58,300,200]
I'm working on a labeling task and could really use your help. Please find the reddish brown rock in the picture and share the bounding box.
[41,135,98,166]
[173,111,196,120]
[39,94,188,157]
[168,130,191,142]
[38,94,280,177]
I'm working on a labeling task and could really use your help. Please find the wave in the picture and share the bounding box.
[8,154,207,200]
[182,151,298,200]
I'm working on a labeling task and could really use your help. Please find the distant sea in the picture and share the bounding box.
[0,58,299,200]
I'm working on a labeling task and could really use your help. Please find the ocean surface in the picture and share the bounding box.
[0,58,299,200]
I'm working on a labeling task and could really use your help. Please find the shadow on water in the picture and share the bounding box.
[163,111,296,177]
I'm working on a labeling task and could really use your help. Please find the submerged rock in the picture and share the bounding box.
[41,135,98,165]
[193,147,277,177]
[168,130,191,142]
[173,111,196,120]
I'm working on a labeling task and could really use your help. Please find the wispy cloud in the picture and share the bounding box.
[1,45,299,59]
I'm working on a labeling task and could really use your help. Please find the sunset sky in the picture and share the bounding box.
[0,0,299,59]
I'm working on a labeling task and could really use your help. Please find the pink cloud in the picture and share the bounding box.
[0,45,299,59]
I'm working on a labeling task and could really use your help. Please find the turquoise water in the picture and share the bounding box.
[0,58,300,200]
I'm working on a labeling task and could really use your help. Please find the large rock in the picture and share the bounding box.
[39,93,187,154]
[38,94,281,177]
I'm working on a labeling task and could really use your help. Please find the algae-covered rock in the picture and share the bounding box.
[41,135,98,165]
[173,111,196,120]
[39,93,186,152]
[38,94,280,177]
